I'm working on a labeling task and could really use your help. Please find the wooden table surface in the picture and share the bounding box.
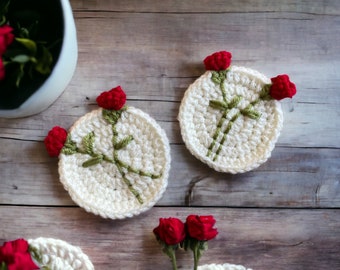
[1,1,340,269]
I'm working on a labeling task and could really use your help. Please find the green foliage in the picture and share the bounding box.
[1,0,56,89]
[0,262,7,270]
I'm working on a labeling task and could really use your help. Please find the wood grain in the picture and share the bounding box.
[0,140,339,208]
[0,0,339,269]
[1,206,339,270]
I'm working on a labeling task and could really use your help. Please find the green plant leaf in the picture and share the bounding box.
[34,46,52,75]
[15,38,37,55]
[15,64,25,87]
[11,54,31,63]
[0,0,10,25]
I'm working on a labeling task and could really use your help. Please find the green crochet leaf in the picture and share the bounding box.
[114,135,134,150]
[82,131,95,155]
[61,135,77,155]
[82,155,103,168]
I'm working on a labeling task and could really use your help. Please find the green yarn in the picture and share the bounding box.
[82,131,95,155]
[207,70,262,161]
[114,135,134,150]
[61,135,78,155]
[61,108,162,204]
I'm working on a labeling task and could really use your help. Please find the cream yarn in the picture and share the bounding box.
[28,238,94,270]
[178,66,283,173]
[59,107,171,219]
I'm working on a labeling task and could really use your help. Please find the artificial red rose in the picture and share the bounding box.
[203,51,232,71]
[96,86,127,110]
[0,58,5,81]
[186,215,218,241]
[0,239,38,270]
[153,217,186,246]
[44,126,68,157]
[0,25,14,55]
[269,74,297,100]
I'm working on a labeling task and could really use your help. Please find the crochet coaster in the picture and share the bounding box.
[0,238,93,270]
[28,238,94,270]
[198,263,252,270]
[178,51,296,173]
[45,86,171,219]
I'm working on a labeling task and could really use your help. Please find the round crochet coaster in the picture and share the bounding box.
[45,86,171,219]
[178,51,296,174]
[28,237,94,270]
[198,263,252,270]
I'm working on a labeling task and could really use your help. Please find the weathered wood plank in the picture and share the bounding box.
[1,98,339,147]
[70,0,340,15]
[1,4,340,147]
[0,206,339,270]
[1,139,339,208]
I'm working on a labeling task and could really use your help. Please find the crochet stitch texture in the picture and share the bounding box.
[178,65,283,173]
[58,106,170,219]
[28,238,94,270]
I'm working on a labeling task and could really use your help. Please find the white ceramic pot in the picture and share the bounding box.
[0,0,77,118]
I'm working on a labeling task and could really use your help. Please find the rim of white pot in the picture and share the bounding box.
[0,0,78,118]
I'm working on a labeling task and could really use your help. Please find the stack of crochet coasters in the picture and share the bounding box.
[178,51,296,174]
[198,263,252,270]
[45,86,171,219]
[28,237,94,270]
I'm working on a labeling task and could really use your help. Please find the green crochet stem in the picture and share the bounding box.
[207,70,262,161]
[61,107,161,205]
[29,246,51,270]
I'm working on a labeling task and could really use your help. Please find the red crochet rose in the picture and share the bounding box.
[269,74,297,100]
[153,217,186,246]
[44,126,68,157]
[0,239,39,270]
[0,25,14,55]
[0,58,5,81]
[96,86,126,110]
[203,51,232,71]
[185,215,218,241]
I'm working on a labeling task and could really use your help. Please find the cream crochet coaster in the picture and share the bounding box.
[28,237,94,270]
[45,86,171,219]
[58,106,170,219]
[179,51,296,173]
[198,263,252,270]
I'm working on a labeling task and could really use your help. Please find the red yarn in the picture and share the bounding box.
[44,126,68,157]
[0,25,14,55]
[270,74,297,100]
[203,51,232,71]
[96,86,126,110]
[0,238,39,270]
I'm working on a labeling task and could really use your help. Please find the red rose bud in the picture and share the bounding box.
[96,86,127,110]
[203,51,232,71]
[44,126,68,157]
[153,217,186,246]
[186,215,218,241]
[269,74,297,100]
[0,239,39,270]
[0,25,14,55]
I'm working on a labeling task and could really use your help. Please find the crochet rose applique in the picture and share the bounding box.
[45,86,170,219]
[178,51,296,174]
